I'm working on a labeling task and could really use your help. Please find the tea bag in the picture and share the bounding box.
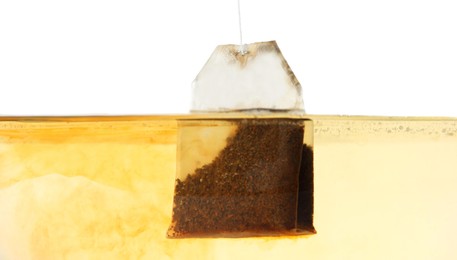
[191,41,304,112]
[168,41,314,238]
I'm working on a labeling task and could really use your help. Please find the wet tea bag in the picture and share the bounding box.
[168,41,315,238]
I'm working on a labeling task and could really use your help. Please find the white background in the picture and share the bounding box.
[0,0,456,116]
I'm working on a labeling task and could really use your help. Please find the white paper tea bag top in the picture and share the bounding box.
[191,41,304,112]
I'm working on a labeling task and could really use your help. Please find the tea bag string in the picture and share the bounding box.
[237,0,247,55]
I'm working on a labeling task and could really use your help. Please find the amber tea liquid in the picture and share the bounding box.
[0,114,456,259]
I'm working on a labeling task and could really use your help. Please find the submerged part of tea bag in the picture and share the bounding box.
[191,41,304,112]
[168,119,315,238]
